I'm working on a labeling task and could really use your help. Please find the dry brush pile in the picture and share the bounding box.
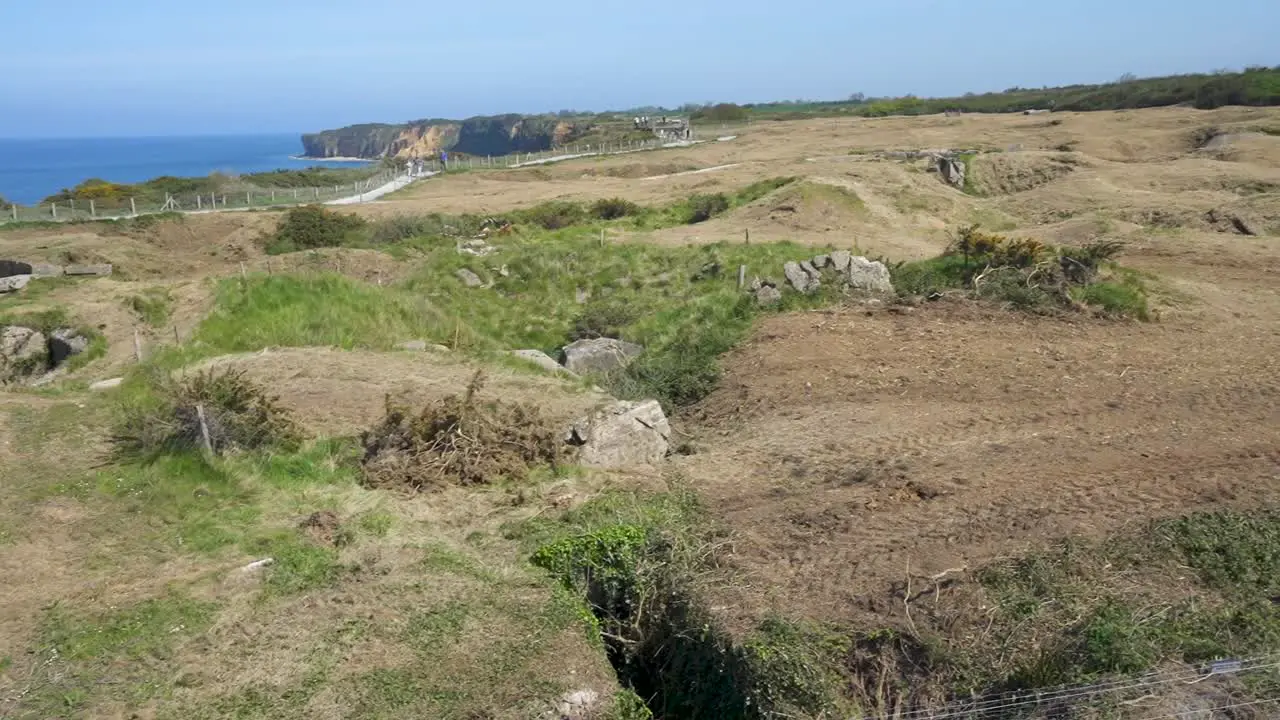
[359,371,566,491]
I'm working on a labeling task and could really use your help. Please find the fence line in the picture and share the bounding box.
[0,131,718,226]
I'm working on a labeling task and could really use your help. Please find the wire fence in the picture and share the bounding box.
[0,127,740,226]
[856,654,1280,720]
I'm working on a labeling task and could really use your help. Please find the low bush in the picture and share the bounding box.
[359,371,564,490]
[734,177,798,205]
[265,205,366,254]
[571,297,642,340]
[115,368,302,457]
[591,197,641,220]
[514,201,587,230]
[683,193,730,224]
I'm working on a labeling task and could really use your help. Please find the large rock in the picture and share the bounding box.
[90,377,124,391]
[566,400,670,468]
[49,329,89,366]
[455,268,484,288]
[508,349,574,375]
[755,284,782,307]
[1,326,47,380]
[561,338,643,375]
[783,261,810,292]
[64,264,112,277]
[937,156,966,188]
[846,256,894,293]
[0,275,31,293]
[30,264,64,278]
[830,250,852,273]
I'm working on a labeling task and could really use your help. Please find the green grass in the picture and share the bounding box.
[1072,277,1151,320]
[127,287,174,326]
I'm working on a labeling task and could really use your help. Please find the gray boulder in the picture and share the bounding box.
[846,256,894,293]
[395,340,428,351]
[937,156,966,188]
[49,329,89,366]
[812,254,831,270]
[1,326,47,380]
[783,261,810,292]
[455,268,484,288]
[755,285,783,307]
[90,377,124,391]
[565,400,670,468]
[508,349,574,375]
[0,275,31,293]
[64,264,112,277]
[30,264,64,278]
[830,250,852,273]
[561,338,643,375]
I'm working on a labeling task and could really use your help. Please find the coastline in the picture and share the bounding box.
[290,155,375,163]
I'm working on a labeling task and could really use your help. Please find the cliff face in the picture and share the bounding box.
[301,115,589,159]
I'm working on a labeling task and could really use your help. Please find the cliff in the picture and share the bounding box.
[301,114,588,160]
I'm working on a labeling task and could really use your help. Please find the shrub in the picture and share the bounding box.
[359,371,564,490]
[572,297,641,340]
[734,177,798,205]
[115,368,302,457]
[591,197,641,220]
[515,201,587,230]
[1058,240,1126,284]
[126,288,173,327]
[266,205,366,254]
[684,193,730,224]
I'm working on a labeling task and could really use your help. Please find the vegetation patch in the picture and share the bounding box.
[892,226,1150,319]
[126,287,173,326]
[520,489,850,719]
[264,205,368,254]
[114,367,302,458]
[360,371,564,491]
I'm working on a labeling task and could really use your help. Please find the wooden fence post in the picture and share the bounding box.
[738,265,747,288]
[51,203,57,219]
[131,197,137,216]
[195,403,214,455]
[133,329,143,362]
[90,199,96,217]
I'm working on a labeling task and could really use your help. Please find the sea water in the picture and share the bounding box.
[0,134,371,205]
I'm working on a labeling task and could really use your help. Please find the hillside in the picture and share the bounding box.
[2,104,1279,719]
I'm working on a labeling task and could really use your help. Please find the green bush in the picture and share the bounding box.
[591,197,641,220]
[572,297,642,340]
[265,205,367,254]
[683,193,730,224]
[734,177,798,205]
[115,367,302,457]
[515,201,587,230]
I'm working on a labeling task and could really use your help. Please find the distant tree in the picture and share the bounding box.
[1115,72,1138,83]
[847,92,866,103]
[691,103,749,123]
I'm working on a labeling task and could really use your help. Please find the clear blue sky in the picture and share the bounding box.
[1,0,1275,138]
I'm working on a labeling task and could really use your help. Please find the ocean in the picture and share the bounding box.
[0,134,371,205]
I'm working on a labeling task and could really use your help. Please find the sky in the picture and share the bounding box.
[1,0,1276,138]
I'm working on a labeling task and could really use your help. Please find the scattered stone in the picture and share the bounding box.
[240,558,274,573]
[749,277,763,291]
[459,239,495,256]
[395,340,429,351]
[64,264,112,277]
[561,338,643,375]
[693,261,722,281]
[49,329,89,366]
[799,259,819,279]
[497,264,510,277]
[552,689,601,720]
[846,256,894,293]
[0,326,46,381]
[812,254,831,269]
[509,349,574,375]
[455,268,484,288]
[830,250,852,273]
[0,275,31,293]
[783,261,811,292]
[30,264,63,278]
[89,377,124,391]
[565,400,670,468]
[937,156,966,188]
[0,260,33,277]
[755,285,783,306]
